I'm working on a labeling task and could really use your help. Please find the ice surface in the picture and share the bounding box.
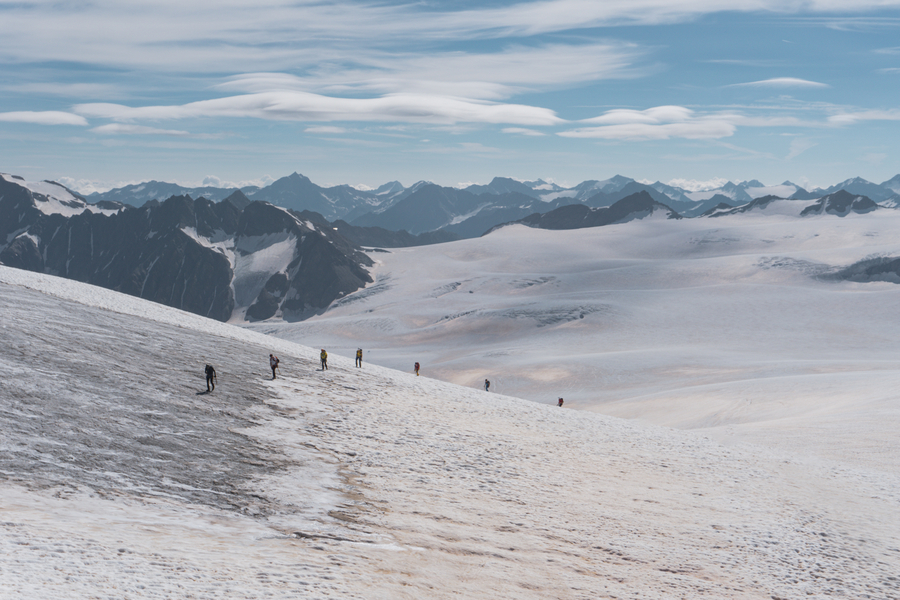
[1,262,899,598]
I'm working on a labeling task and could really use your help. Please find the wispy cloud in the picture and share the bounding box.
[556,103,831,141]
[92,124,191,136]
[502,127,546,136]
[0,111,88,126]
[75,92,564,126]
[727,77,830,88]
[828,109,900,125]
[786,137,817,159]
[305,126,348,134]
[3,1,898,74]
[90,123,229,139]
[560,106,736,140]
[217,42,646,101]
[704,59,784,67]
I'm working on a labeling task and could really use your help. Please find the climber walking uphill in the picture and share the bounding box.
[269,354,279,379]
[320,349,328,371]
[484,379,490,392]
[356,348,363,368]
[414,361,420,376]
[205,364,216,392]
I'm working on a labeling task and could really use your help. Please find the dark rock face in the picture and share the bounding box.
[824,256,900,284]
[704,195,784,218]
[331,220,459,248]
[351,184,485,234]
[0,177,373,322]
[800,190,878,217]
[246,272,290,321]
[515,191,681,231]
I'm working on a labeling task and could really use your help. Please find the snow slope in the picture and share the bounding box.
[2,267,898,598]
[251,207,900,482]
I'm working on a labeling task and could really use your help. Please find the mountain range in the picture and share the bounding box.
[82,171,900,238]
[3,168,900,325]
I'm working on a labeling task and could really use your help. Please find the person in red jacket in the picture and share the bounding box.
[557,397,564,407]
[414,362,420,376]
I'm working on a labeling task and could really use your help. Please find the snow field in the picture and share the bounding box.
[256,212,900,478]
[1,266,899,598]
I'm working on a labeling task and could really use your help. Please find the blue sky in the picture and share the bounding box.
[1,0,900,193]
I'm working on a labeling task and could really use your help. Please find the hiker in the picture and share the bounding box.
[558,397,564,407]
[269,353,279,379]
[414,362,420,376]
[356,348,363,368]
[484,379,490,392]
[205,364,217,392]
[320,349,328,370]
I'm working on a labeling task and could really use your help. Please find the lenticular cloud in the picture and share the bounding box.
[560,105,736,140]
[74,91,563,126]
[0,110,88,126]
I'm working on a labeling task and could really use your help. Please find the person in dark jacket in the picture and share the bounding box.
[269,354,279,379]
[205,364,216,392]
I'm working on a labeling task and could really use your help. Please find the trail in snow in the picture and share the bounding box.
[1,267,899,598]
[250,212,900,484]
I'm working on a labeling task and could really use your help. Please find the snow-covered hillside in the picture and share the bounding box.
[253,201,900,479]
[2,266,898,598]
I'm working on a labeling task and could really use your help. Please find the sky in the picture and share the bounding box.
[1,1,900,193]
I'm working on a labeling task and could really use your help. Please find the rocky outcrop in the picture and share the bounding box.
[0,175,373,322]
[514,191,681,230]
[800,190,878,217]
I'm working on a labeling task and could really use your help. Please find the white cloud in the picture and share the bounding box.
[0,111,88,126]
[3,82,124,99]
[560,121,736,140]
[305,126,348,134]
[665,177,729,191]
[581,105,693,125]
[217,42,645,102]
[828,109,900,125]
[5,0,895,77]
[75,91,564,126]
[728,77,830,88]
[502,127,546,136]
[91,123,192,136]
[561,106,736,140]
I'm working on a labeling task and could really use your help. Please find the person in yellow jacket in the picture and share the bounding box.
[355,348,363,368]
[320,349,328,371]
